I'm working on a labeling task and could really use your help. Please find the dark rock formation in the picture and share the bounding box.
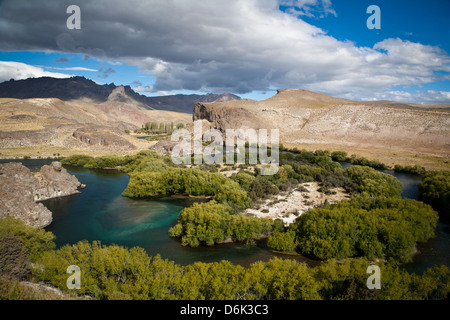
[0,162,82,228]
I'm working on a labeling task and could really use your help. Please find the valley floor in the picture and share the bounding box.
[284,142,450,171]
[0,141,157,160]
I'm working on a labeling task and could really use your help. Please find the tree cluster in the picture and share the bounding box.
[343,165,403,198]
[122,168,251,209]
[418,170,450,219]
[28,239,449,300]
[287,197,438,264]
[169,201,283,247]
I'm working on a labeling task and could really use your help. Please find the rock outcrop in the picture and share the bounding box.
[0,162,82,228]
[72,126,137,150]
[193,89,450,156]
[34,161,83,201]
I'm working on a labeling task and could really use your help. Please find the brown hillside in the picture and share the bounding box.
[194,89,450,170]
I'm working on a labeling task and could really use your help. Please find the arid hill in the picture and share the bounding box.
[194,89,450,169]
[0,76,243,157]
[0,88,191,157]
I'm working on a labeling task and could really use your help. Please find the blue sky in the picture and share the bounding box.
[0,0,449,103]
[282,0,450,52]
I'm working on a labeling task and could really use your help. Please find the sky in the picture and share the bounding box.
[0,0,449,103]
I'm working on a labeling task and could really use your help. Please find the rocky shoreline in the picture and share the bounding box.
[0,161,83,228]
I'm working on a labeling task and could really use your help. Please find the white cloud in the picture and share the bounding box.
[363,90,450,104]
[47,66,97,71]
[0,0,449,103]
[0,61,71,82]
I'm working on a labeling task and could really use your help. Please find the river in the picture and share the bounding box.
[2,158,449,272]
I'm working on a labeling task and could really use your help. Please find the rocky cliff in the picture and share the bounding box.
[193,89,450,161]
[33,161,83,202]
[0,162,82,228]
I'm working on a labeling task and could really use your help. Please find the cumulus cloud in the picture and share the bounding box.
[0,61,71,82]
[0,0,449,102]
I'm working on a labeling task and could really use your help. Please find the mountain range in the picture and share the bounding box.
[0,76,241,114]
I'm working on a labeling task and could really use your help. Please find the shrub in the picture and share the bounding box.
[61,154,94,167]
[0,233,31,280]
[0,218,55,261]
[343,165,403,197]
[248,176,279,200]
[418,170,450,219]
[84,155,132,168]
[169,201,233,247]
[291,197,438,263]
[267,230,297,252]
[169,201,283,247]
[331,151,348,162]
[394,164,426,175]
[232,172,256,192]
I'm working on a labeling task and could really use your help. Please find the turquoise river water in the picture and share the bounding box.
[2,159,449,272]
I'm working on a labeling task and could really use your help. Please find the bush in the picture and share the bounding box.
[84,155,132,169]
[122,151,174,173]
[0,218,55,261]
[169,201,283,247]
[348,155,388,170]
[394,164,426,175]
[123,168,251,210]
[0,233,31,280]
[343,165,403,198]
[32,241,450,300]
[213,182,252,211]
[232,172,256,192]
[61,154,94,167]
[229,215,280,245]
[331,151,348,162]
[291,197,438,263]
[170,201,233,247]
[418,170,450,219]
[317,171,358,194]
[248,176,279,200]
[267,230,297,252]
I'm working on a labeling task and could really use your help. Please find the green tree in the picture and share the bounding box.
[418,170,450,219]
[291,197,438,263]
[344,165,403,197]
[267,230,297,252]
[331,151,348,162]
